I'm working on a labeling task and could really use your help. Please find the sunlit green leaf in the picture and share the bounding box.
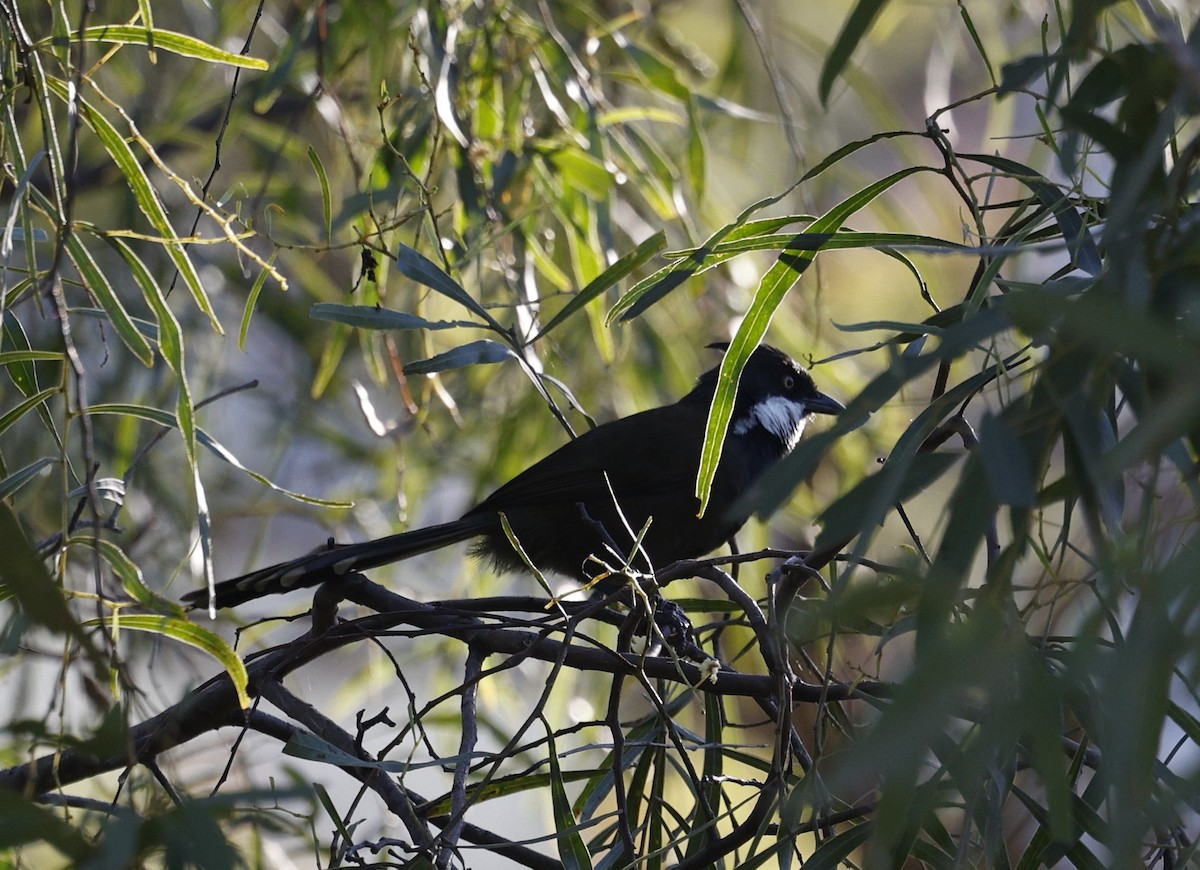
[97,614,250,709]
[44,81,220,332]
[49,26,269,68]
[65,235,154,366]
[697,166,929,514]
[534,231,666,342]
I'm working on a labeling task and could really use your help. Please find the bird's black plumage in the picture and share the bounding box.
[184,345,841,610]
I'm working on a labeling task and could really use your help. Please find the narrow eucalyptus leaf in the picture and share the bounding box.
[979,412,1037,507]
[404,340,515,374]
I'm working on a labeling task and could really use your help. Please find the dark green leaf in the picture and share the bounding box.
[395,243,493,323]
[547,725,594,870]
[0,502,85,641]
[960,152,1102,275]
[818,453,961,545]
[0,457,59,499]
[818,0,890,105]
[404,340,515,374]
[0,789,93,859]
[310,303,480,331]
[803,821,873,870]
[979,411,1037,507]
[998,53,1059,95]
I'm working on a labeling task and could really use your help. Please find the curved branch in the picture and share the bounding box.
[0,574,887,799]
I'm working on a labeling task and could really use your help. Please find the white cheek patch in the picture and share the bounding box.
[732,395,810,451]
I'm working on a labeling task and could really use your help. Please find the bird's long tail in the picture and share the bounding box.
[183,517,491,610]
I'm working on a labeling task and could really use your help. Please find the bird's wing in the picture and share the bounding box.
[465,405,705,514]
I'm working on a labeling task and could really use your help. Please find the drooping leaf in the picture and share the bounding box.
[404,340,516,374]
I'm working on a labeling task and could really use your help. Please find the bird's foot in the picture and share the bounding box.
[651,599,707,663]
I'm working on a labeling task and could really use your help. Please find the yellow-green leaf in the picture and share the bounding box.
[97,614,251,709]
[48,26,268,69]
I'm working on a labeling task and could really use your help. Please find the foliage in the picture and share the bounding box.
[1,0,1199,868]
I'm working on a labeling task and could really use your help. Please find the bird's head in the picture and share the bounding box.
[700,343,843,456]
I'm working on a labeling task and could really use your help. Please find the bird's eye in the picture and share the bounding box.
[782,375,795,390]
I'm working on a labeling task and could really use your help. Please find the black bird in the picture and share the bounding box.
[185,344,842,610]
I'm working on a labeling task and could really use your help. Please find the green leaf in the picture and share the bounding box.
[526,232,574,292]
[50,26,269,69]
[100,615,250,709]
[532,231,666,342]
[83,404,351,508]
[574,696,691,819]
[624,741,662,867]
[307,146,332,243]
[138,0,155,57]
[625,45,690,101]
[0,348,64,364]
[979,411,1037,508]
[803,821,873,870]
[0,501,85,641]
[71,306,159,340]
[313,783,357,847]
[668,229,964,262]
[1,312,44,396]
[395,243,493,324]
[65,234,154,366]
[687,101,705,200]
[45,82,220,332]
[545,724,594,870]
[69,536,159,606]
[818,453,961,545]
[960,152,1102,275]
[958,2,996,86]
[404,340,515,374]
[1019,656,1075,843]
[0,790,93,860]
[0,386,59,437]
[311,320,350,399]
[151,798,243,868]
[739,307,1014,523]
[1011,786,1107,870]
[0,313,66,464]
[696,166,929,514]
[999,53,1059,95]
[0,457,60,500]
[239,249,278,351]
[1005,290,1192,372]
[547,146,612,199]
[819,0,890,105]
[2,152,46,258]
[608,195,815,324]
[105,236,196,471]
[310,303,480,331]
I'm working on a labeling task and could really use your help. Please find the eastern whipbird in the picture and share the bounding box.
[184,344,842,611]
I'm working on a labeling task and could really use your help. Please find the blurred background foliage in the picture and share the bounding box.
[2,0,1200,867]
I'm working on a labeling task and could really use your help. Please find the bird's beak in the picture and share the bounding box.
[807,391,845,416]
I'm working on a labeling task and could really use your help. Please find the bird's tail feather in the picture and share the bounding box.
[183,517,490,610]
